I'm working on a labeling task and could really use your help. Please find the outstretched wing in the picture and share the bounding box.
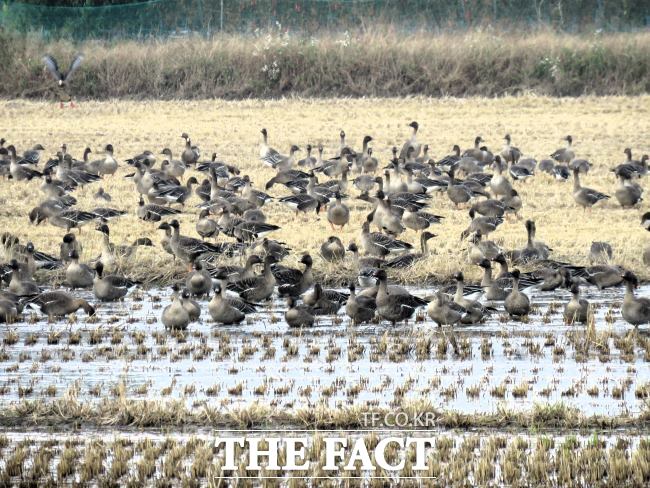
[43,55,62,81]
[65,54,84,82]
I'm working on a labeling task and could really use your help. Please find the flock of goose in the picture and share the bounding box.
[0,123,649,330]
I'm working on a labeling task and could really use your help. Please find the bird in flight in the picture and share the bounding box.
[42,54,84,108]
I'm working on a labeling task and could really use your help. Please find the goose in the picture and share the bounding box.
[7,260,40,297]
[40,174,74,198]
[553,165,570,181]
[374,269,426,325]
[98,144,118,176]
[60,233,82,263]
[18,143,45,166]
[589,241,613,264]
[614,177,643,208]
[621,271,650,327]
[354,175,382,194]
[233,220,280,243]
[385,232,436,269]
[500,189,522,218]
[0,298,19,324]
[362,146,379,174]
[452,272,494,324]
[579,265,625,290]
[65,250,93,289]
[150,176,198,206]
[509,163,534,182]
[94,187,112,202]
[6,240,59,274]
[504,269,530,317]
[285,297,315,328]
[252,238,289,262]
[263,144,300,172]
[501,134,521,164]
[276,255,314,297]
[178,289,200,322]
[265,168,310,192]
[164,220,223,265]
[316,148,353,178]
[137,196,182,222]
[436,145,461,171]
[513,220,551,263]
[55,152,101,187]
[279,193,321,217]
[95,223,153,267]
[412,172,449,195]
[612,149,648,180]
[427,292,466,327]
[399,121,421,160]
[446,167,488,207]
[345,283,376,325]
[301,283,345,315]
[209,254,262,282]
[384,168,408,195]
[240,176,272,209]
[492,254,539,285]
[517,158,537,173]
[180,134,199,167]
[360,220,412,258]
[643,212,650,232]
[196,209,219,240]
[564,282,589,324]
[402,209,444,233]
[550,135,575,163]
[477,259,510,301]
[29,206,98,232]
[461,209,502,239]
[162,286,191,330]
[8,146,43,180]
[327,192,350,230]
[320,236,345,262]
[227,255,277,302]
[243,208,266,223]
[573,168,609,210]
[126,150,156,168]
[372,192,404,235]
[185,261,212,297]
[297,144,317,167]
[569,158,592,174]
[42,54,84,108]
[470,199,510,218]
[161,158,187,180]
[467,230,501,265]
[346,242,385,287]
[92,207,127,221]
[539,159,555,175]
[489,156,513,197]
[29,290,95,319]
[535,267,568,292]
[93,262,139,302]
[208,281,254,325]
[462,136,485,161]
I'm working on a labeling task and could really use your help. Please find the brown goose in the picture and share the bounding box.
[572,168,609,210]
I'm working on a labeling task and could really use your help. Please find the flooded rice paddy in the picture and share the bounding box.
[0,285,648,418]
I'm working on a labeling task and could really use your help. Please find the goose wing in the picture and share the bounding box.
[43,55,63,81]
[65,54,84,82]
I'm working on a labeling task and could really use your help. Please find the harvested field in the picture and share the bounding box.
[1,95,648,285]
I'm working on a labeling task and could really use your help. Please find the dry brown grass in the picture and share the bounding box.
[3,30,650,98]
[1,95,649,284]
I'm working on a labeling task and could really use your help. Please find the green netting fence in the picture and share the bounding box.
[1,0,649,39]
